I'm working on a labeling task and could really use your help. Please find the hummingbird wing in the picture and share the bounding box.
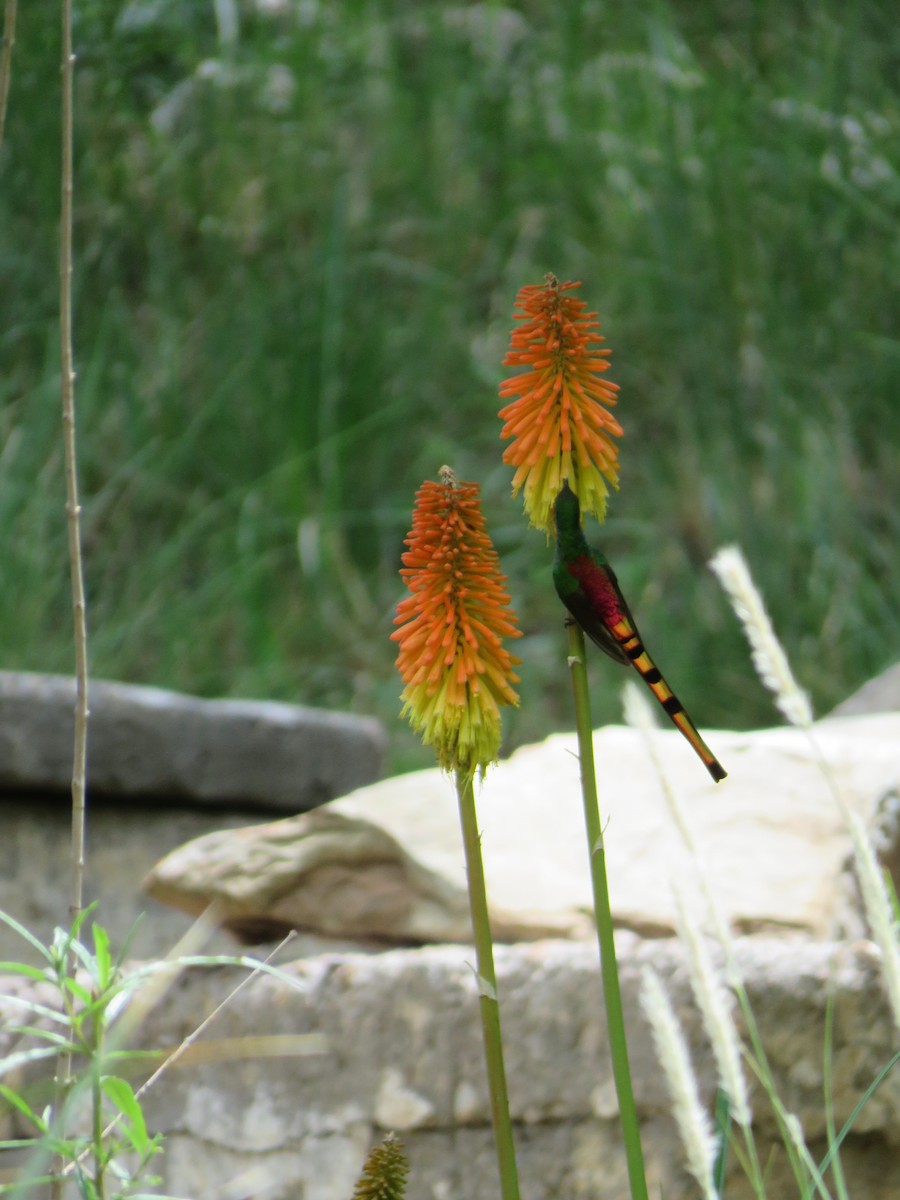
[553,553,632,665]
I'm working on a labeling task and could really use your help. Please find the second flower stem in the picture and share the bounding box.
[455,768,521,1200]
[566,620,649,1200]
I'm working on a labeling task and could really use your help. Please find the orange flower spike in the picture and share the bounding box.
[499,276,623,532]
[392,468,521,776]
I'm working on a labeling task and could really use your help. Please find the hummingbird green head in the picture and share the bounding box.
[553,479,584,543]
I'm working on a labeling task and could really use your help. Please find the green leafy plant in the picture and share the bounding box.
[0,908,165,1198]
[0,909,320,1198]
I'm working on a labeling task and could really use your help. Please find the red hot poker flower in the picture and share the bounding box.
[499,276,622,532]
[392,468,520,776]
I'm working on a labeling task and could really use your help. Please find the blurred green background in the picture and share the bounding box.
[1,0,898,774]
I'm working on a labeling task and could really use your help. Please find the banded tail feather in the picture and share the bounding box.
[608,617,727,783]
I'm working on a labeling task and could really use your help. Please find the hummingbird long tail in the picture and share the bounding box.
[612,618,727,783]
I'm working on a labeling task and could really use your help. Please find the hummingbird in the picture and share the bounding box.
[553,481,726,783]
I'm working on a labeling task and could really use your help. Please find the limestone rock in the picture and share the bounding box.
[0,796,266,963]
[0,670,384,811]
[6,935,889,1200]
[830,660,900,717]
[3,933,898,1198]
[144,712,900,943]
[145,807,580,945]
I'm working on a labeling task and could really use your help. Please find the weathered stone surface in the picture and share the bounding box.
[145,713,900,943]
[830,660,900,717]
[0,797,259,962]
[144,937,900,1199]
[144,807,581,945]
[0,671,385,810]
[5,937,895,1199]
[0,797,377,964]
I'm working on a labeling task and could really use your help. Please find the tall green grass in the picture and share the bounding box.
[1,0,898,771]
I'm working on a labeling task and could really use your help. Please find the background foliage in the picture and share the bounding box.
[1,0,898,771]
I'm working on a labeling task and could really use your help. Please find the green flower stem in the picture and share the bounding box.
[455,768,521,1200]
[566,620,649,1200]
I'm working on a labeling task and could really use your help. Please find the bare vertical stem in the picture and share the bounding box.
[455,769,521,1200]
[60,0,88,920]
[0,0,16,149]
[52,2,88,1191]
[92,1028,106,1200]
[566,620,648,1200]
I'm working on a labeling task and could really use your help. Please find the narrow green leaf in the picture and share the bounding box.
[74,1162,100,1200]
[69,936,100,977]
[0,912,54,962]
[111,954,314,1005]
[0,1045,66,1078]
[60,976,94,1006]
[149,954,312,994]
[0,1084,49,1133]
[70,903,99,939]
[812,1050,900,1190]
[0,993,72,1027]
[107,1156,135,1184]
[92,924,112,991]
[103,1048,159,1065]
[113,916,144,971]
[101,1075,150,1155]
[0,961,52,981]
[74,991,120,1027]
[50,904,100,970]
[0,1174,59,1194]
[0,1024,76,1050]
[884,866,900,926]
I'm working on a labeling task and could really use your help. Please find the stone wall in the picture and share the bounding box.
[7,936,891,1200]
[0,672,385,961]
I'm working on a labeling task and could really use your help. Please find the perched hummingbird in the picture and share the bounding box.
[553,482,727,783]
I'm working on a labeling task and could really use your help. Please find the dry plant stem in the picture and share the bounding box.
[455,769,521,1200]
[60,0,88,923]
[130,934,297,1110]
[53,1,87,1193]
[0,0,16,148]
[566,621,648,1200]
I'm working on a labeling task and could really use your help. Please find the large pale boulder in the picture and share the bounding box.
[144,712,900,943]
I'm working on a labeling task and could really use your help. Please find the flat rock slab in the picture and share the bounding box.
[144,712,900,943]
[0,671,385,811]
